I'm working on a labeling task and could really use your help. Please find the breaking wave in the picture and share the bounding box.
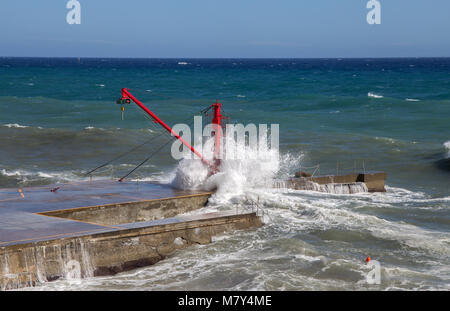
[444,141,450,159]
[0,168,86,187]
[436,141,450,171]
[368,92,383,99]
[2,123,29,128]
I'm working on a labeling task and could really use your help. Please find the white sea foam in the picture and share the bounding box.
[245,187,450,257]
[0,168,86,184]
[444,141,450,158]
[3,123,29,128]
[84,126,106,131]
[406,98,420,102]
[0,169,24,177]
[368,92,383,99]
[36,172,55,178]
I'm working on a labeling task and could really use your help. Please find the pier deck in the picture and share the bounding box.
[0,180,212,247]
[0,180,263,289]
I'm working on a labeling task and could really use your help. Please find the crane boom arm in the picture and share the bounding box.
[119,88,212,168]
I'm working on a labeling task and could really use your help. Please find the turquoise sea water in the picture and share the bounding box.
[1,58,449,290]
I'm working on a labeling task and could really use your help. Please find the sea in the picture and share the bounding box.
[0,57,449,290]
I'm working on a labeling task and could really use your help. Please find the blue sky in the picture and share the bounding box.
[1,0,449,58]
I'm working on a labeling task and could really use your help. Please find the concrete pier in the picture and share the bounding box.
[284,171,386,193]
[0,180,263,290]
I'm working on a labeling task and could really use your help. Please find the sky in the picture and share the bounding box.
[1,0,449,58]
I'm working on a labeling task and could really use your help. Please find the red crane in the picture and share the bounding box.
[117,88,224,177]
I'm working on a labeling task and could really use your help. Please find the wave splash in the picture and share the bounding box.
[444,141,450,158]
[170,136,293,203]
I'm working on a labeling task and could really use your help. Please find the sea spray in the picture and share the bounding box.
[171,159,209,190]
[170,135,281,203]
[171,137,214,190]
[444,141,450,158]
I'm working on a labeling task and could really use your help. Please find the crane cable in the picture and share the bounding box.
[87,103,211,180]
[84,133,164,176]
[117,110,205,181]
[49,96,212,192]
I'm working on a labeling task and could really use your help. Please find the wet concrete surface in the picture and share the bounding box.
[0,180,211,246]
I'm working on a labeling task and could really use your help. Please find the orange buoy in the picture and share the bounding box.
[365,256,371,263]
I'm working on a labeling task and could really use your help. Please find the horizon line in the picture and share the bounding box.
[2,56,450,60]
